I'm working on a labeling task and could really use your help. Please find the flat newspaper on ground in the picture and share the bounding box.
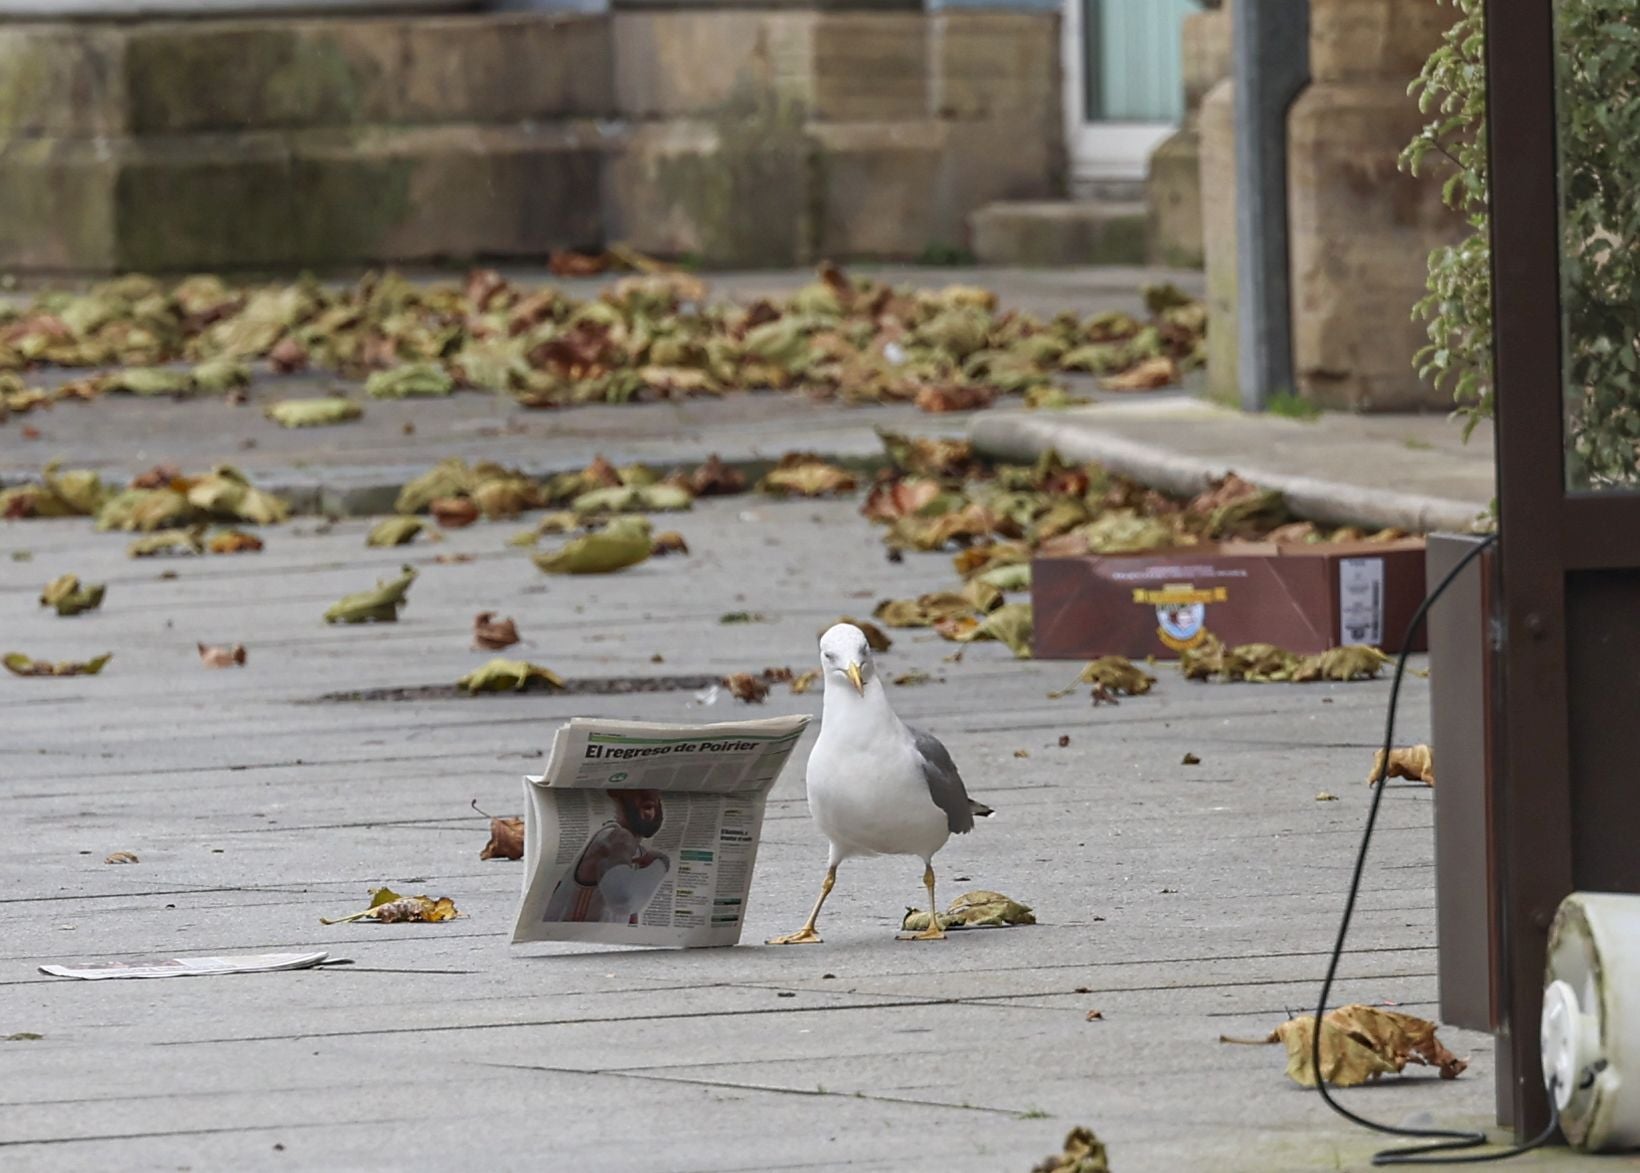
[511,715,809,948]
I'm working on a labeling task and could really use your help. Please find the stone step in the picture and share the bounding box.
[968,199,1148,267]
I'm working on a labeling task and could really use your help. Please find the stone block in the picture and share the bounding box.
[935,112,1065,234]
[0,25,128,137]
[930,11,1058,120]
[400,14,613,122]
[612,11,817,117]
[122,20,400,133]
[969,200,1147,267]
[1180,5,1231,113]
[1198,78,1239,403]
[604,116,816,266]
[289,125,606,266]
[1309,0,1452,84]
[0,139,119,270]
[1146,127,1204,268]
[811,121,946,257]
[1287,81,1464,410]
[811,14,928,121]
[114,133,296,271]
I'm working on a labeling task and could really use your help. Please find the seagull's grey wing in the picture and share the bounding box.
[909,726,984,835]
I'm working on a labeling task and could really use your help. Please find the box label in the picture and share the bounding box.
[1339,558,1385,647]
[1130,583,1228,651]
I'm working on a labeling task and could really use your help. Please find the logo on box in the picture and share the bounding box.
[1131,583,1229,651]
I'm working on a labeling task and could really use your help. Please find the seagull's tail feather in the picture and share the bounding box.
[969,799,994,819]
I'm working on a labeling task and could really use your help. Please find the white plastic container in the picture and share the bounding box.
[1542,891,1640,1151]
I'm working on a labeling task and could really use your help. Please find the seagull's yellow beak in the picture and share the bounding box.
[845,661,865,695]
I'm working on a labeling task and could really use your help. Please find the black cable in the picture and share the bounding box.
[1306,532,1561,1164]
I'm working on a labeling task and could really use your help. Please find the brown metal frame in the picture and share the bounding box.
[1485,0,1640,1136]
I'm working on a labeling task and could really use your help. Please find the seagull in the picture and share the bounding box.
[768,622,992,944]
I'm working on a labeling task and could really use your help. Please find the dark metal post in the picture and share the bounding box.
[1230,0,1309,411]
[1484,0,1640,1136]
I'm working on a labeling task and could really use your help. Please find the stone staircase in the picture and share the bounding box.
[968,198,1150,267]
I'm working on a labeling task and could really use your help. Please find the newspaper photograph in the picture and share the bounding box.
[511,714,810,948]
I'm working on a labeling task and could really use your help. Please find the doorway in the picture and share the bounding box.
[1061,0,1198,185]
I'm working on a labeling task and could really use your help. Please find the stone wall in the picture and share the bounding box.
[606,6,1064,267]
[0,13,610,271]
[0,5,1062,272]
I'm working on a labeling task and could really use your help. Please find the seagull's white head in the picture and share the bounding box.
[818,623,876,696]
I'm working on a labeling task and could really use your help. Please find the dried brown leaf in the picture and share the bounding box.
[724,673,770,703]
[1100,355,1178,391]
[1368,744,1435,787]
[197,642,247,668]
[473,612,521,651]
[430,497,479,528]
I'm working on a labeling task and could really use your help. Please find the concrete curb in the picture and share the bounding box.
[969,408,1490,534]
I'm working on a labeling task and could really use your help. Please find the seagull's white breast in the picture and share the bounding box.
[806,706,950,861]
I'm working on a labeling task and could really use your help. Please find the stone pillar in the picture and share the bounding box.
[1199,76,1238,402]
[1144,0,1231,269]
[1287,0,1463,411]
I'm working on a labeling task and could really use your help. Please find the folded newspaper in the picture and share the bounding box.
[40,951,330,980]
[511,715,809,948]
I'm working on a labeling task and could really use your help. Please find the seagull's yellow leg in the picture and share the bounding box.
[767,865,835,945]
[906,863,946,941]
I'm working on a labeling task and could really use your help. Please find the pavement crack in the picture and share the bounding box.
[154,995,953,1047]
[478,1059,1024,1117]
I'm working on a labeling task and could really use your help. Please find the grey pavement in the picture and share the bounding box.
[0,264,1583,1171]
[0,490,1612,1172]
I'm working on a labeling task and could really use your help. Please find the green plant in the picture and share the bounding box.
[1265,390,1322,421]
[1402,0,1640,487]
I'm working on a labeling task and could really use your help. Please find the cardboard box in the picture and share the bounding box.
[1031,538,1428,660]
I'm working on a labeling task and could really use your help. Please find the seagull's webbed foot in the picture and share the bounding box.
[766,927,824,946]
[898,925,951,944]
[767,865,836,946]
[897,862,947,941]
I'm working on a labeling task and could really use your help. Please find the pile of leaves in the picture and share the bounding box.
[0,265,1208,416]
[858,431,1408,659]
[1179,639,1392,684]
[0,461,288,531]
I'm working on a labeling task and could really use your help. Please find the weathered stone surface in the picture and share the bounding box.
[1145,5,1230,271]
[1179,2,1232,110]
[0,139,119,271]
[115,133,296,271]
[811,14,928,120]
[1288,83,1459,411]
[612,11,817,118]
[1199,78,1239,403]
[970,200,1147,267]
[1310,0,1454,83]
[811,121,945,257]
[0,24,127,136]
[398,15,614,121]
[0,7,1060,272]
[288,125,604,266]
[122,21,400,132]
[931,10,1059,120]
[0,13,607,139]
[1146,129,1205,268]
[604,109,816,267]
